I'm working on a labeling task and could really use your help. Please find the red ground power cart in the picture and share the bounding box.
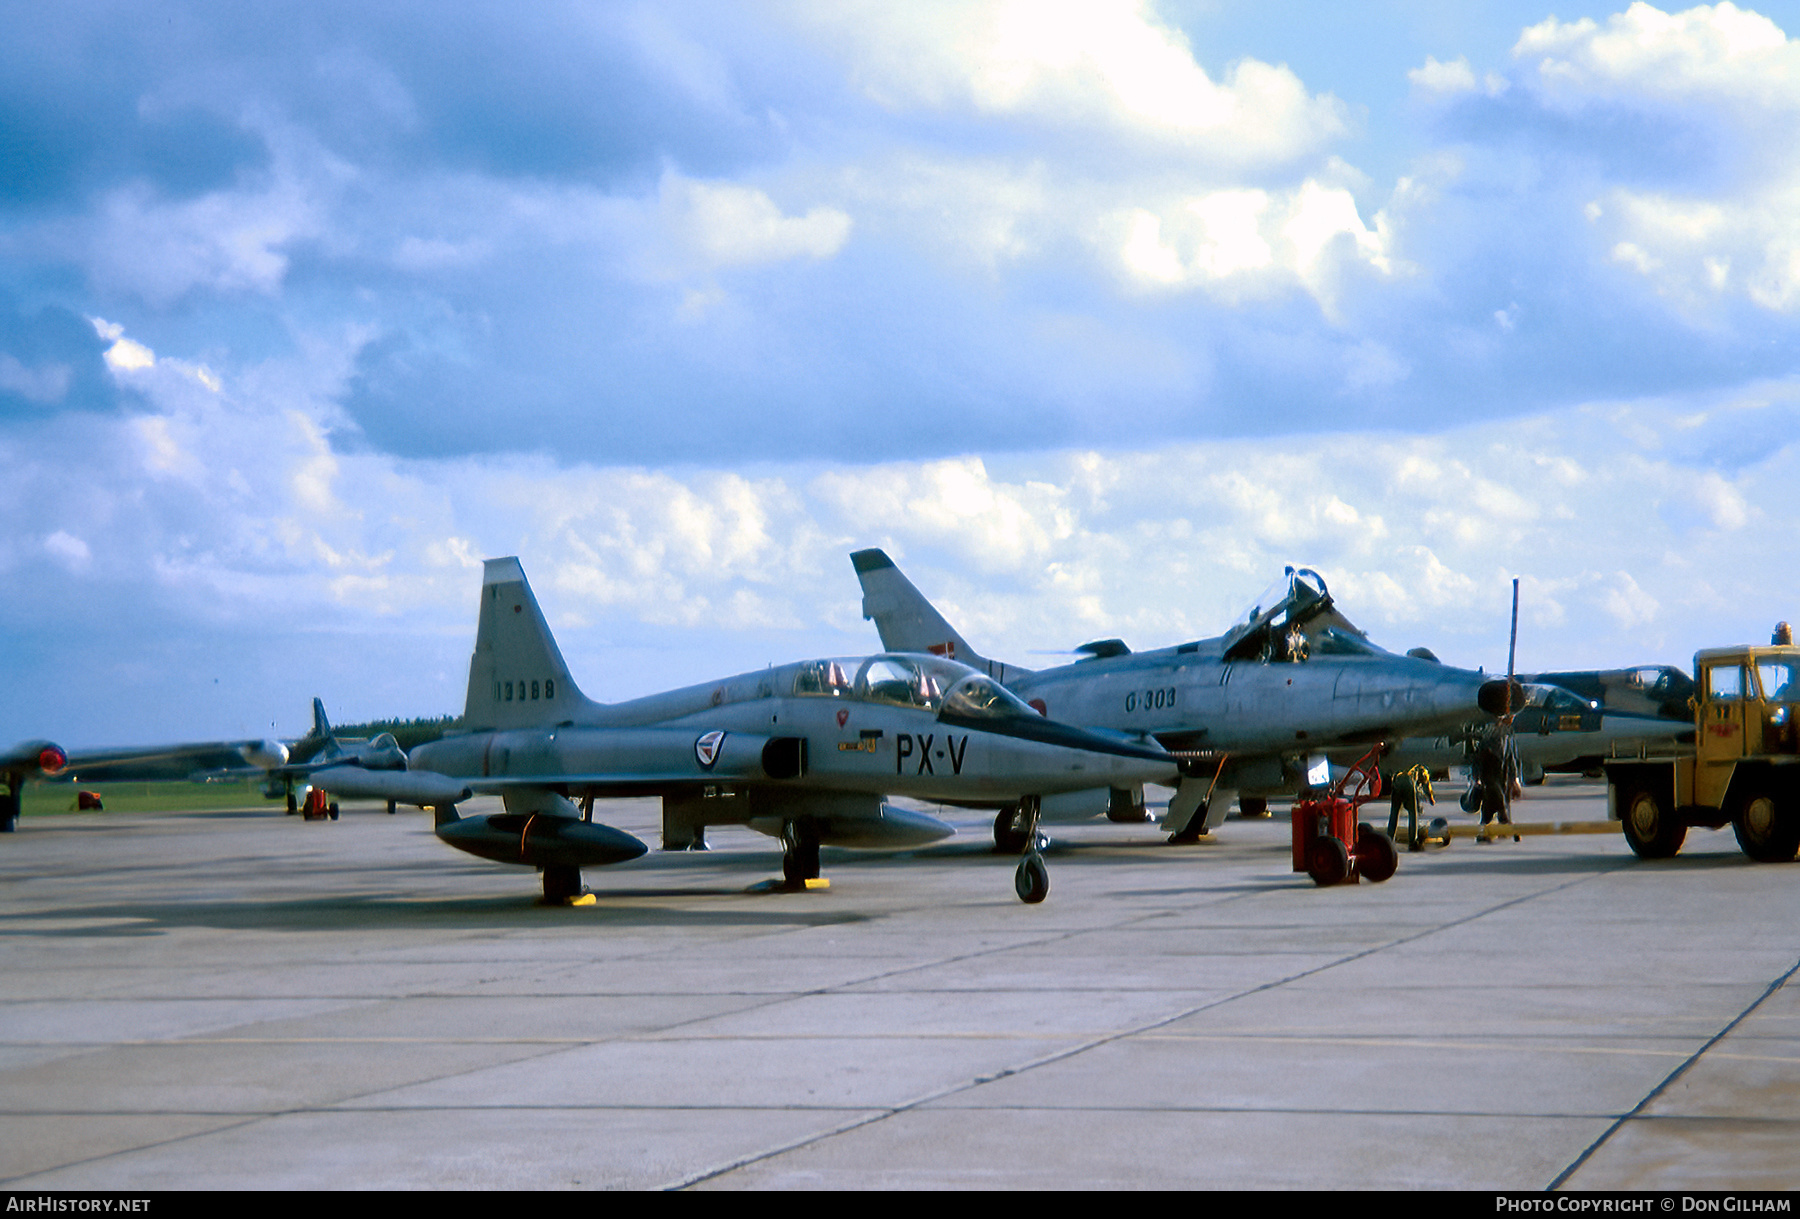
[1290,747,1398,886]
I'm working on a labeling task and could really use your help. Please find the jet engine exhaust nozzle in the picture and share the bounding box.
[1477,679,1528,717]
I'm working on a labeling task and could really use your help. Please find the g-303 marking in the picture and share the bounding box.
[1125,687,1176,713]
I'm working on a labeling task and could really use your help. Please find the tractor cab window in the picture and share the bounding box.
[1707,665,1744,701]
[1756,662,1798,703]
[792,660,852,697]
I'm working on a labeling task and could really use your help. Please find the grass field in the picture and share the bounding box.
[20,780,283,816]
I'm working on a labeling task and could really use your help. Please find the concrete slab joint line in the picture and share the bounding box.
[1549,954,1800,1191]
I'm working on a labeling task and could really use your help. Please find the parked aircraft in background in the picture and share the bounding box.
[1,739,67,831]
[1386,667,1696,799]
[852,550,1533,845]
[47,698,411,815]
[262,699,411,813]
[322,557,1178,904]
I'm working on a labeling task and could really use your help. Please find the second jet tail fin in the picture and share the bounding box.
[850,549,1031,682]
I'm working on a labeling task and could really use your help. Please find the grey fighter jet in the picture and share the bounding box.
[852,550,1528,842]
[1386,666,1695,795]
[325,557,1177,903]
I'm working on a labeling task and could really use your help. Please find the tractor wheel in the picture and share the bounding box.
[1621,785,1686,859]
[1732,788,1800,862]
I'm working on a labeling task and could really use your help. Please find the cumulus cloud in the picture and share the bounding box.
[657,172,852,271]
[1510,3,1800,312]
[807,0,1346,169]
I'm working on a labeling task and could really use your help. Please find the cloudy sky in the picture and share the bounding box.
[5,0,1800,746]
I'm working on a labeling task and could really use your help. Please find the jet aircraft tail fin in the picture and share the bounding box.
[462,557,600,730]
[850,549,1032,681]
[309,697,344,760]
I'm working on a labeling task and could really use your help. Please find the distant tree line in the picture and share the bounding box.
[331,715,459,751]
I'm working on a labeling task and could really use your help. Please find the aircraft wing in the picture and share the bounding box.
[61,739,291,783]
[311,762,779,808]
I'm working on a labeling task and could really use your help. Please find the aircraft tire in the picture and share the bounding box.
[386,799,397,815]
[1239,796,1269,818]
[1353,826,1398,882]
[782,820,822,886]
[1306,837,1349,886]
[541,865,582,903]
[328,802,339,821]
[286,793,297,815]
[1014,853,1050,904]
[1732,788,1800,862]
[1620,785,1686,859]
[993,808,1029,854]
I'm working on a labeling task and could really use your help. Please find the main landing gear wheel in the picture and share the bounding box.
[541,865,583,904]
[286,792,298,815]
[1732,788,1800,862]
[1353,824,1398,883]
[1238,796,1270,818]
[781,820,822,888]
[993,807,1030,854]
[1014,853,1050,903]
[1620,786,1686,859]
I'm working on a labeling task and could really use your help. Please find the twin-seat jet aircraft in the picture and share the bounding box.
[852,550,1531,843]
[319,558,1177,903]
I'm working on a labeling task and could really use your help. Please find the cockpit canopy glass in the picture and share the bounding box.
[1229,566,1330,636]
[1310,627,1381,657]
[939,673,1041,722]
[792,660,852,697]
[792,654,1042,722]
[856,656,945,709]
[1527,685,1598,712]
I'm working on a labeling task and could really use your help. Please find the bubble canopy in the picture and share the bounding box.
[790,654,1042,723]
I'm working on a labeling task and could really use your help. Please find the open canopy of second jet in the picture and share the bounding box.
[853,550,1543,840]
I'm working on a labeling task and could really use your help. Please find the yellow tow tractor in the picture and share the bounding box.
[1603,633,1800,861]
